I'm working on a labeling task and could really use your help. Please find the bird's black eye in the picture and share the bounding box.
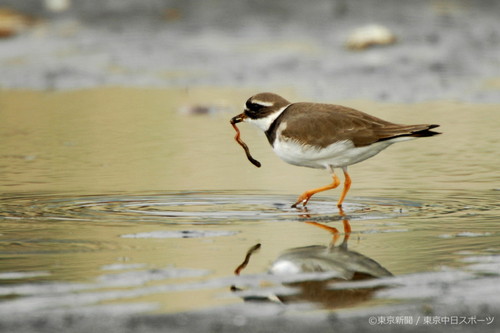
[245,100,265,119]
[246,101,263,111]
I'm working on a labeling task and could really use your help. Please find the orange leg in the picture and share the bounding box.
[291,172,340,208]
[305,221,340,234]
[341,218,352,244]
[336,167,352,208]
[305,219,351,246]
[305,221,341,244]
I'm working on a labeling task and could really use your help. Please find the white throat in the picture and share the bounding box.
[245,104,290,132]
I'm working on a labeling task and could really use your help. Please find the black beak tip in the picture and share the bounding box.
[230,115,244,124]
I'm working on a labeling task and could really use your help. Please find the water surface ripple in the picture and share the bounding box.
[0,190,498,314]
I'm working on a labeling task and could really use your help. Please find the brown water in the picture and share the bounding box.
[0,88,499,314]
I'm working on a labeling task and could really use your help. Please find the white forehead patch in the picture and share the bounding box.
[250,99,274,107]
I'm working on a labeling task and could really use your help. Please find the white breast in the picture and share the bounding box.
[273,136,412,169]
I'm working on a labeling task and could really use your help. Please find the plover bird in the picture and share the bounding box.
[230,93,440,208]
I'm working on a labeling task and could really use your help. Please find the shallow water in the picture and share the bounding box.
[0,88,499,314]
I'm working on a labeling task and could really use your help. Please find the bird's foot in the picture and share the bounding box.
[291,194,311,209]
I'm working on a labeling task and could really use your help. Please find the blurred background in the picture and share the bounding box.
[1,1,500,327]
[1,0,500,102]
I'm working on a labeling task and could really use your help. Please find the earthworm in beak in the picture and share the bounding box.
[230,114,261,168]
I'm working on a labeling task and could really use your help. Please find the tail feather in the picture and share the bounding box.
[410,124,441,137]
[377,124,441,142]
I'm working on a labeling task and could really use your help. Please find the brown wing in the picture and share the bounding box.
[280,103,440,148]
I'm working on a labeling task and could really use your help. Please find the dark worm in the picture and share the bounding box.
[234,243,261,275]
[230,120,261,168]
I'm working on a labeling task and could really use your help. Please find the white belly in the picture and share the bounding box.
[273,137,411,169]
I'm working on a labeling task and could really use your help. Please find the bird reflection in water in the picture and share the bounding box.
[232,213,392,309]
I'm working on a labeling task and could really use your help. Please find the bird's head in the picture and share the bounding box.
[231,93,290,132]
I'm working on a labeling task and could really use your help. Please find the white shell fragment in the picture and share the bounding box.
[346,24,397,50]
[44,0,71,12]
